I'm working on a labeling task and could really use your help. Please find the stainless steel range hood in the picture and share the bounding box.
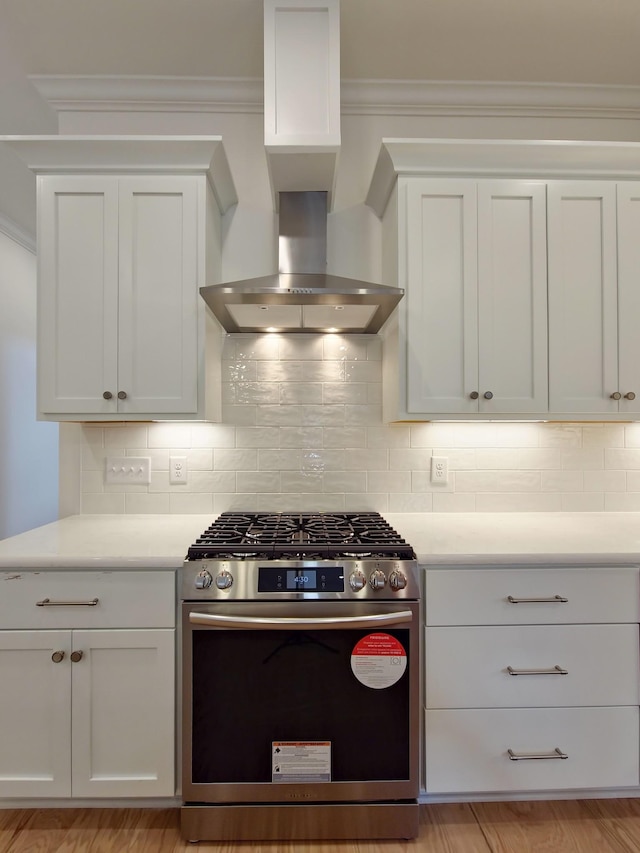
[200,192,403,334]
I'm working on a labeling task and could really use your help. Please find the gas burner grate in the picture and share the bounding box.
[185,511,414,561]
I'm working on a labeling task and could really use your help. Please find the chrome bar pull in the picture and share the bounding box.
[189,610,413,631]
[507,747,568,761]
[37,598,99,607]
[507,594,568,604]
[507,665,568,676]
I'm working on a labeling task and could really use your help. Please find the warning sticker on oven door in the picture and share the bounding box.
[272,741,331,783]
[351,632,407,689]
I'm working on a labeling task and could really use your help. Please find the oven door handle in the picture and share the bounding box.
[188,610,414,630]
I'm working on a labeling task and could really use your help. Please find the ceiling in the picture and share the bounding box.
[2,0,640,86]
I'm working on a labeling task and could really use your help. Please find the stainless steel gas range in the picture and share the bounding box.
[179,511,420,842]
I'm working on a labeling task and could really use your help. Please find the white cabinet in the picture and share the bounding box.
[3,136,236,422]
[381,178,548,419]
[368,139,640,423]
[38,176,201,418]
[547,181,640,415]
[0,571,175,799]
[424,565,640,796]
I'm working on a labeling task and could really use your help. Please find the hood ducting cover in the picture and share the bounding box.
[200,192,403,334]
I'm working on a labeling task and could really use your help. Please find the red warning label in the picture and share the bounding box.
[351,633,407,689]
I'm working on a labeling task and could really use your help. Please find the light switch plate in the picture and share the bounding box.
[105,456,151,485]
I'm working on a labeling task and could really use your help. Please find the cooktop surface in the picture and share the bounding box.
[186,512,416,561]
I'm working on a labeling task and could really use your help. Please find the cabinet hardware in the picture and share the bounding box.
[103,391,113,400]
[51,650,65,663]
[36,598,99,607]
[625,392,636,400]
[469,391,479,400]
[610,391,622,400]
[506,665,568,676]
[507,747,568,761]
[70,650,84,663]
[117,391,127,400]
[507,595,568,604]
[483,391,494,399]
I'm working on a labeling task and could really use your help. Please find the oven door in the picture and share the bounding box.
[181,599,419,804]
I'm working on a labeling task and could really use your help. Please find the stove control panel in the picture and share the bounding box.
[184,559,419,600]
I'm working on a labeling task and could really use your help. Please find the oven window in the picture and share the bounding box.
[191,627,410,784]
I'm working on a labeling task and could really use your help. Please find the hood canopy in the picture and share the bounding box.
[200,192,403,334]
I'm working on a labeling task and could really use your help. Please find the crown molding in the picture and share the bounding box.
[0,213,36,253]
[29,75,640,120]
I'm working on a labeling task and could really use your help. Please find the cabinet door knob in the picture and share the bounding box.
[469,391,479,400]
[70,650,84,663]
[625,392,636,401]
[117,391,127,400]
[103,391,113,400]
[51,651,65,663]
[610,391,622,400]
[483,391,494,400]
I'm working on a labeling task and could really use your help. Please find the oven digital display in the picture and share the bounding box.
[258,567,344,592]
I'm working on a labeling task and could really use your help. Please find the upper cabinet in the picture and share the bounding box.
[368,139,640,422]
[401,178,547,417]
[548,181,640,416]
[2,136,237,422]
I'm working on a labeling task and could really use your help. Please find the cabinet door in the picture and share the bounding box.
[548,181,618,413]
[70,628,175,797]
[477,182,548,413]
[406,179,478,414]
[117,177,199,414]
[0,630,71,797]
[617,182,640,413]
[38,176,119,415]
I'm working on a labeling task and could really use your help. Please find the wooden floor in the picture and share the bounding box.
[3,800,640,852]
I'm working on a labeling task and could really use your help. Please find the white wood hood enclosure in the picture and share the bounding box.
[2,136,237,422]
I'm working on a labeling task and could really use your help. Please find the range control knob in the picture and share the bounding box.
[389,570,408,591]
[195,569,213,590]
[369,569,387,591]
[215,569,234,591]
[349,569,367,592]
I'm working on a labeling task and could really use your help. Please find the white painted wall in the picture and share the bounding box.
[0,231,58,539]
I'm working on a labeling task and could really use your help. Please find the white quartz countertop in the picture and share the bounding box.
[1,512,640,570]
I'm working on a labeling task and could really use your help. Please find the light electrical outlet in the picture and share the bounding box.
[430,455,449,485]
[105,456,151,485]
[170,456,188,485]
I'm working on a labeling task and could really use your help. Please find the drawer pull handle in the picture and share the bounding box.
[508,748,568,761]
[36,598,99,607]
[507,595,568,604]
[507,665,568,676]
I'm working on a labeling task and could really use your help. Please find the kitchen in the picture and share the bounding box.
[2,0,640,849]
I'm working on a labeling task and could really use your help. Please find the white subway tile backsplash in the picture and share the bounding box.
[214,448,258,471]
[324,427,366,448]
[280,427,324,448]
[323,383,368,405]
[74,333,640,516]
[280,383,323,405]
[236,427,281,448]
[606,448,640,469]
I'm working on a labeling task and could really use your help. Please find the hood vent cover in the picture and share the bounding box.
[200,192,403,334]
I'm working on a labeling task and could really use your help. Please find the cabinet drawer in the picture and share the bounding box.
[0,571,175,628]
[425,707,639,793]
[425,567,640,625]
[425,624,639,708]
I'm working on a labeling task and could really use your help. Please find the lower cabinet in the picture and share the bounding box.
[0,571,175,799]
[424,565,640,796]
[425,707,639,793]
